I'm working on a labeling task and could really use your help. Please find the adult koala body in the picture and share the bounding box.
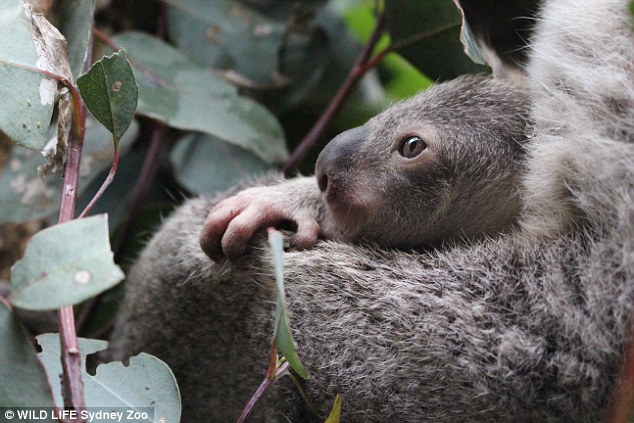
[108,0,634,421]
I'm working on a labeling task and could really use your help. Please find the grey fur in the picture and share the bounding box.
[108,0,634,421]
[198,75,530,261]
[313,75,530,248]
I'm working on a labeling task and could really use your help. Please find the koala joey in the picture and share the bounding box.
[201,75,530,260]
[109,0,634,421]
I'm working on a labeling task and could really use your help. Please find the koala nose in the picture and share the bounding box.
[316,125,370,194]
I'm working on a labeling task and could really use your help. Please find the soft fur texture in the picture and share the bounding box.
[199,75,530,260]
[108,0,634,421]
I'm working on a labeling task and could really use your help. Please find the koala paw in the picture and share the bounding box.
[199,187,321,261]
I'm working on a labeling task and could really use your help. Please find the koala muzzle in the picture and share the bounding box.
[316,125,370,195]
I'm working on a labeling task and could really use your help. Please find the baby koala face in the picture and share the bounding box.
[315,75,530,249]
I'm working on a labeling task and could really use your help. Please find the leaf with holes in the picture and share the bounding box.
[268,229,309,379]
[10,214,124,310]
[37,334,181,418]
[77,50,138,140]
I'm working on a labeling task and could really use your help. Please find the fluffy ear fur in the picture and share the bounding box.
[107,1,634,421]
[520,0,634,237]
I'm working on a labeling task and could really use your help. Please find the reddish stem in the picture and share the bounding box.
[57,89,87,415]
[78,140,120,219]
[282,13,386,176]
[237,361,290,423]
[93,28,119,52]
[57,30,93,418]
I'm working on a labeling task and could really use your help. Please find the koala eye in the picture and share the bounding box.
[399,136,427,158]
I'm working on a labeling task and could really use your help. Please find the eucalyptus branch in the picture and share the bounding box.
[57,82,87,415]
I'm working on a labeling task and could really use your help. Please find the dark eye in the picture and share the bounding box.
[399,136,427,158]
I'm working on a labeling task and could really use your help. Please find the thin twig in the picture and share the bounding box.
[360,21,460,74]
[237,361,291,423]
[56,29,94,418]
[78,140,120,219]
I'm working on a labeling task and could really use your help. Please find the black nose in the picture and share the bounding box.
[315,125,370,193]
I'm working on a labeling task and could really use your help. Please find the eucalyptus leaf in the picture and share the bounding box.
[58,0,97,78]
[0,301,55,410]
[452,0,539,69]
[170,133,274,195]
[37,334,181,421]
[166,0,329,112]
[77,50,138,140]
[113,31,288,164]
[167,0,284,85]
[324,394,342,423]
[0,119,138,225]
[268,230,309,379]
[238,0,327,20]
[10,214,124,310]
[0,0,71,149]
[452,0,485,65]
[384,0,486,80]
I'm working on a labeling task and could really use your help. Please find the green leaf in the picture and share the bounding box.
[170,133,274,195]
[0,0,72,149]
[112,31,288,165]
[0,301,56,410]
[452,1,485,65]
[10,214,124,310]
[324,394,342,423]
[0,119,138,225]
[77,50,138,140]
[58,0,96,78]
[384,0,486,80]
[37,334,181,420]
[268,230,309,380]
[166,0,330,112]
[166,0,285,85]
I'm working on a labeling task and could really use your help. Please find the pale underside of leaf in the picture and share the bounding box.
[10,214,124,310]
[268,229,309,380]
[0,0,71,149]
[37,334,181,420]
